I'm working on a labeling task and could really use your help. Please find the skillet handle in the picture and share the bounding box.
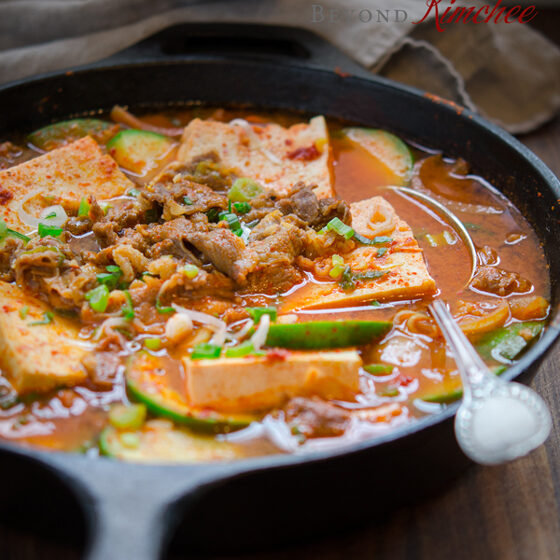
[101,23,371,78]
[46,454,233,560]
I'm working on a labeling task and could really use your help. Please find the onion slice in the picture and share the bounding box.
[171,304,227,346]
[17,193,68,229]
[227,318,254,342]
[110,105,184,137]
[250,313,270,352]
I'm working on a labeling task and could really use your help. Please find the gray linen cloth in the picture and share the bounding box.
[0,0,558,133]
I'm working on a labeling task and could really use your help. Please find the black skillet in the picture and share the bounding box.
[0,24,559,560]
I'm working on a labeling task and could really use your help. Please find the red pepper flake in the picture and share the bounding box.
[286,145,320,161]
[265,348,291,362]
[398,375,414,387]
[0,186,13,205]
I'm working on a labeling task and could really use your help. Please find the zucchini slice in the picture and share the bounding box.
[125,352,255,432]
[28,118,118,151]
[106,129,174,175]
[342,127,413,186]
[474,321,544,363]
[419,321,545,405]
[99,423,244,463]
[265,320,392,350]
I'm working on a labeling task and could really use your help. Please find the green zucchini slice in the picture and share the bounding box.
[125,352,255,432]
[265,320,392,350]
[420,320,545,405]
[99,423,244,463]
[342,127,413,186]
[474,321,544,363]
[106,129,174,175]
[28,118,118,151]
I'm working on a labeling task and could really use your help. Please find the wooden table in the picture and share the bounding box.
[3,17,560,560]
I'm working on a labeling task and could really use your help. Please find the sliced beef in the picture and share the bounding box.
[189,228,246,283]
[471,266,532,296]
[93,221,118,247]
[283,397,351,439]
[276,184,320,223]
[36,263,98,310]
[239,212,306,292]
[157,268,234,303]
[144,163,227,219]
[250,183,351,230]
[0,237,24,282]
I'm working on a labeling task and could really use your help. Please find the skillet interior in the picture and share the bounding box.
[0,24,559,558]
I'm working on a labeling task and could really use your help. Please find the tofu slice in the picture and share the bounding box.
[177,116,333,198]
[0,282,89,393]
[283,196,436,311]
[183,350,361,413]
[0,136,134,232]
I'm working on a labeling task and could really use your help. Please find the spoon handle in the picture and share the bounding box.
[429,300,491,396]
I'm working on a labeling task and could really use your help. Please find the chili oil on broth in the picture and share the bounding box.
[0,106,550,460]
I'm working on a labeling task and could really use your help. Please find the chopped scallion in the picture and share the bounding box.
[96,265,123,290]
[191,342,222,360]
[353,232,392,246]
[247,306,277,322]
[29,311,54,326]
[329,254,345,279]
[78,197,90,217]
[377,247,387,257]
[19,305,29,320]
[38,222,62,238]
[219,211,243,236]
[225,340,256,358]
[233,201,251,214]
[183,264,199,279]
[206,207,221,223]
[122,290,135,321]
[228,177,264,202]
[155,299,175,314]
[85,285,110,313]
[322,217,354,240]
[183,196,193,205]
[144,337,162,351]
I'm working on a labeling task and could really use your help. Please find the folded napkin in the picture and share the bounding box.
[1,0,558,133]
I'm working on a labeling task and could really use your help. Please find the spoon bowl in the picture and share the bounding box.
[430,300,552,465]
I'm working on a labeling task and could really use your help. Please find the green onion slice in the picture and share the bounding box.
[85,285,110,313]
[191,343,222,360]
[38,223,63,238]
[246,306,277,322]
[29,311,54,326]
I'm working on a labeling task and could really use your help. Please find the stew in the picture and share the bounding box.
[0,106,549,463]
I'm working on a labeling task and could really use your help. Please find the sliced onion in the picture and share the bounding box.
[17,192,43,228]
[251,313,270,352]
[227,318,254,342]
[171,304,227,346]
[17,192,68,229]
[110,105,184,137]
[93,317,133,341]
[40,205,67,227]
[229,118,282,165]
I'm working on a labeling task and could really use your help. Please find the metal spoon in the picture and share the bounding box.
[429,299,552,465]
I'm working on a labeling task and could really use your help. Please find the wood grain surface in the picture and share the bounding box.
[3,16,560,560]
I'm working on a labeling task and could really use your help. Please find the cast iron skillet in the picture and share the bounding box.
[0,24,559,560]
